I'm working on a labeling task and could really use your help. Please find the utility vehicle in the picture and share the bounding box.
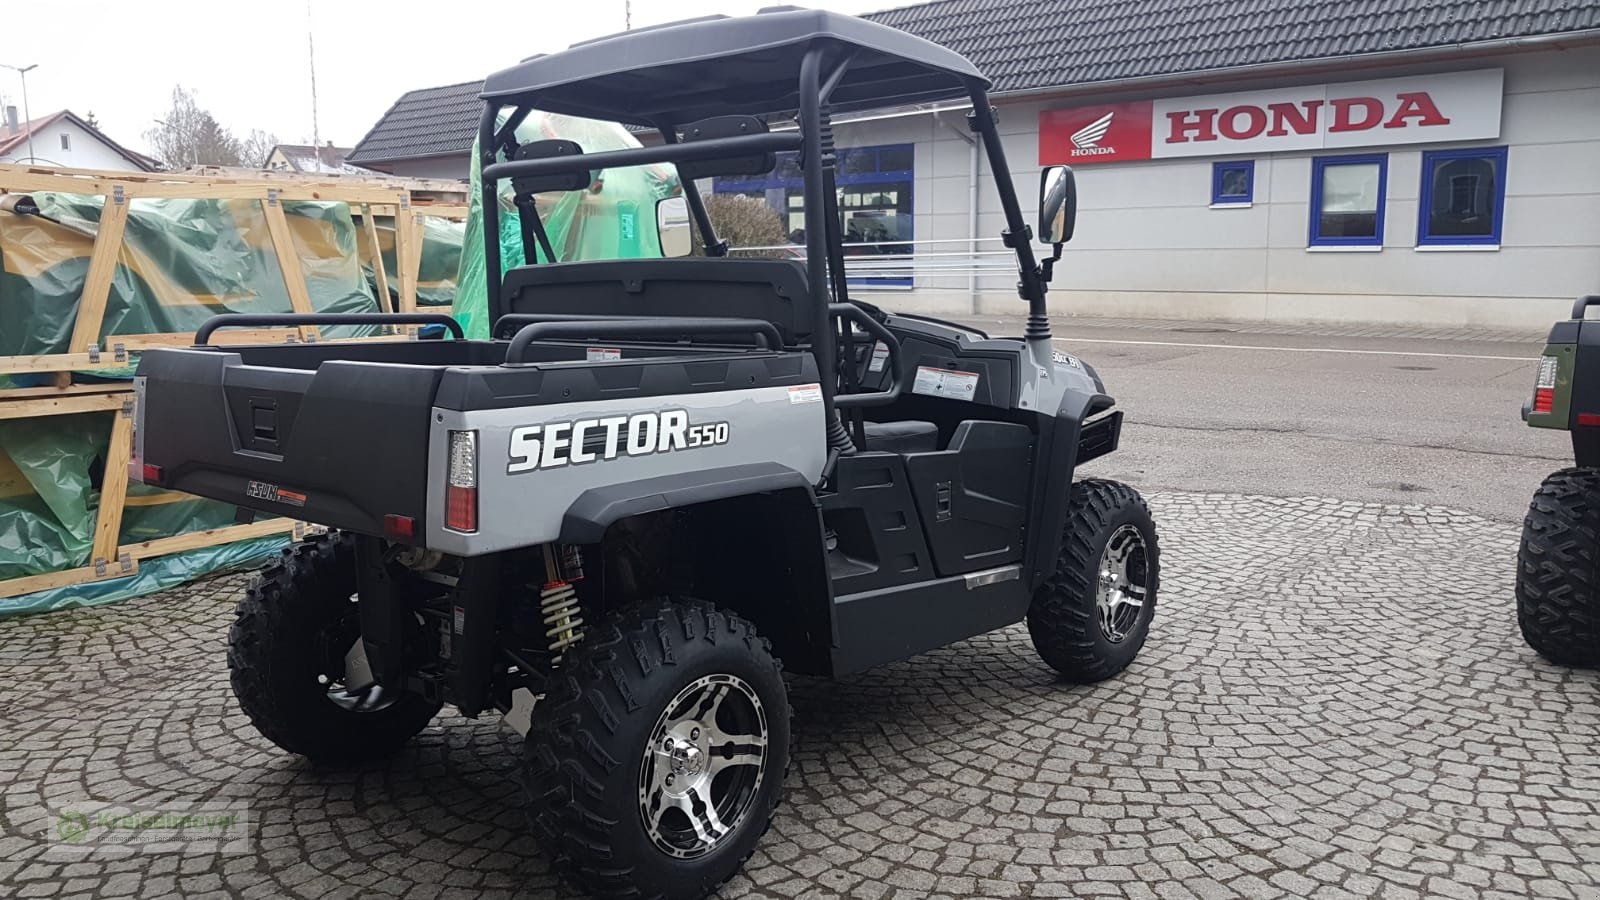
[1519,295,1600,667]
[132,9,1160,898]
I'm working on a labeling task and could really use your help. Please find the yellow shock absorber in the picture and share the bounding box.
[540,544,584,663]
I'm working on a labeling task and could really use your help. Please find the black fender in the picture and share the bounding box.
[562,462,835,675]
[1024,389,1117,591]
[558,462,814,543]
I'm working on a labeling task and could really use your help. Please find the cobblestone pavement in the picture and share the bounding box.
[4,492,1599,899]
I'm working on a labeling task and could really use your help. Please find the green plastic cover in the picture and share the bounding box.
[0,193,383,367]
[358,214,465,309]
[454,112,680,339]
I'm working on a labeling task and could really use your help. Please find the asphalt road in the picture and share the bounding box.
[954,314,1567,523]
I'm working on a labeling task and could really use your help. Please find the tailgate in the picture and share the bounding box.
[133,347,444,539]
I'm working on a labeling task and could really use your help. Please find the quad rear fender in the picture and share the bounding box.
[579,480,836,676]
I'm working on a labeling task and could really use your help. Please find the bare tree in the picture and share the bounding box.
[239,130,280,168]
[143,86,246,168]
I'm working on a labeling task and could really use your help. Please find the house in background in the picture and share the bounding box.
[347,80,663,181]
[264,142,369,175]
[0,107,156,171]
[346,81,482,180]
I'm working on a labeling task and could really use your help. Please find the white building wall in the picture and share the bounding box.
[832,45,1600,329]
[2,120,144,171]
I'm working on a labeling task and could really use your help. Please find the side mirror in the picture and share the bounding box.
[1038,165,1077,245]
[657,196,692,258]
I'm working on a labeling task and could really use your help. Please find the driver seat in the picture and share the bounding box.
[862,420,939,454]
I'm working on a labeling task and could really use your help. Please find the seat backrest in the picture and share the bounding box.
[499,257,813,345]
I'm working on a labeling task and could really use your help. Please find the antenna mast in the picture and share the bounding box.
[307,0,321,153]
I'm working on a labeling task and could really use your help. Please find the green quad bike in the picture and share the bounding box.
[131,8,1160,899]
[1520,294,1600,666]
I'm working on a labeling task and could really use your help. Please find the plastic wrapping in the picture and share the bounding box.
[454,112,680,339]
[357,214,465,308]
[0,413,107,580]
[0,194,382,360]
[0,534,291,617]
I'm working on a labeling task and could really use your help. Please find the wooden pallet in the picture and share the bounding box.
[0,163,468,380]
[0,391,324,600]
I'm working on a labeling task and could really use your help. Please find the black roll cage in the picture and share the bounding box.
[475,46,1051,424]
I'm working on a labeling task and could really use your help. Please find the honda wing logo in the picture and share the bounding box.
[1071,112,1113,148]
[1069,112,1116,156]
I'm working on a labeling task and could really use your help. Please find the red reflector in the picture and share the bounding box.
[1579,414,1600,428]
[383,514,416,540]
[445,485,478,533]
[142,463,164,485]
[1534,388,1555,414]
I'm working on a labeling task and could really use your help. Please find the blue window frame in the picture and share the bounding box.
[1309,153,1388,248]
[1211,160,1254,205]
[714,143,915,287]
[1417,146,1507,247]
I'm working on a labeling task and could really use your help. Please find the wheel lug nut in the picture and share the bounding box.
[665,774,674,785]
[690,728,700,740]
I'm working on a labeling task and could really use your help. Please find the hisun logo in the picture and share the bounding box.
[1070,111,1116,156]
[508,410,729,473]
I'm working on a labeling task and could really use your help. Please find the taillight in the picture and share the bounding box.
[1533,355,1559,415]
[445,430,478,533]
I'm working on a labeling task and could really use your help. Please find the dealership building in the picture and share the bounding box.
[709,0,1600,329]
[352,0,1600,329]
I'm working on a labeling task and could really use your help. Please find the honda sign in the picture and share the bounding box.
[1040,69,1503,165]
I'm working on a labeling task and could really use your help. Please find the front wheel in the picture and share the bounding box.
[524,600,789,900]
[1028,479,1160,682]
[1518,468,1600,667]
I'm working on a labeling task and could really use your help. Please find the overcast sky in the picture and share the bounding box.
[2,0,883,158]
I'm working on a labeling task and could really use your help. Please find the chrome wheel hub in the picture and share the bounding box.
[1096,524,1149,643]
[638,674,768,859]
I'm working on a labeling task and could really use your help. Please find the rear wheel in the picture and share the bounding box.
[1028,479,1160,682]
[1518,468,1600,667]
[524,599,788,900]
[227,532,442,762]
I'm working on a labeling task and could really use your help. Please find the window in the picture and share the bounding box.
[1211,160,1253,206]
[714,143,914,287]
[59,133,70,151]
[1309,154,1387,247]
[1417,146,1507,248]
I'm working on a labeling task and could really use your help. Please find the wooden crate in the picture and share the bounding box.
[0,164,471,600]
[0,391,321,600]
[0,163,469,381]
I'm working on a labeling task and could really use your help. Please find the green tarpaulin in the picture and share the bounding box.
[454,111,680,339]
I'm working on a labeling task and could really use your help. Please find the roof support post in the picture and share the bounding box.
[966,85,1050,344]
[800,47,853,457]
[479,102,505,325]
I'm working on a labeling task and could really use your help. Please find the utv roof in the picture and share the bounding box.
[479,6,989,127]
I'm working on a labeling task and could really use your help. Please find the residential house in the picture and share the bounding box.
[0,107,156,171]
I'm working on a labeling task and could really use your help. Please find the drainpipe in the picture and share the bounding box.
[937,111,979,314]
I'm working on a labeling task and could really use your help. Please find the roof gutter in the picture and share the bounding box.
[988,28,1600,105]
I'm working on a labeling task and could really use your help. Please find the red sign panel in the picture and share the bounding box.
[1039,100,1154,166]
[1038,70,1503,165]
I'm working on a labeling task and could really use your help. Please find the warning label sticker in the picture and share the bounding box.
[788,383,823,404]
[912,366,980,401]
[585,347,622,361]
[868,342,890,373]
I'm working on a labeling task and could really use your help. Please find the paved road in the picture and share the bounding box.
[4,316,1599,900]
[4,491,1596,900]
[954,314,1564,522]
